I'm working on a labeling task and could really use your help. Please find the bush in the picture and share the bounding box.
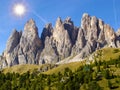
[113,49,120,53]
[87,81,102,90]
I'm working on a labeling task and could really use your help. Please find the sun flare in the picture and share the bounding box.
[13,4,26,16]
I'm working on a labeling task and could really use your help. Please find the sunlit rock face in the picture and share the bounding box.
[116,29,120,47]
[39,17,73,64]
[71,13,117,58]
[0,13,120,68]
[4,29,22,67]
[81,13,116,46]
[2,19,42,67]
[18,19,42,64]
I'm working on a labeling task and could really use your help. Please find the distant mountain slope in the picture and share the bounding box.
[0,13,120,69]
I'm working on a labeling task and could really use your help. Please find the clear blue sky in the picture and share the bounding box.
[0,0,120,55]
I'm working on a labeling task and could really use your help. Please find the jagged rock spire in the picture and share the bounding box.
[41,23,53,44]
[0,13,120,68]
[55,17,63,29]
[5,29,21,53]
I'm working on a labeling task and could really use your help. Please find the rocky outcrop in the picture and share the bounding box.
[81,13,116,46]
[4,29,21,66]
[116,28,120,36]
[116,29,120,47]
[39,36,59,64]
[18,19,42,65]
[71,28,86,56]
[63,17,79,45]
[71,13,117,58]
[0,55,7,69]
[5,29,21,53]
[41,23,53,45]
[0,13,120,68]
[52,17,72,60]
[39,17,73,63]
[1,19,42,68]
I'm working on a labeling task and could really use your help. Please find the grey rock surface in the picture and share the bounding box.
[0,13,120,68]
[71,13,117,59]
[1,19,42,68]
[18,19,42,64]
[116,29,120,47]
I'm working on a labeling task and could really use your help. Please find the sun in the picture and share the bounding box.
[13,4,26,16]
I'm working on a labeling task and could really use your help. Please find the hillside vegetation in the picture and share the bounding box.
[1,47,120,90]
[44,47,120,74]
[2,47,120,75]
[99,47,120,61]
[3,64,58,74]
[0,47,120,90]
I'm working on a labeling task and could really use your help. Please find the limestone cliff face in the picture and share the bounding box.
[81,13,116,46]
[116,29,120,47]
[0,13,120,68]
[2,19,42,67]
[4,29,21,66]
[18,19,42,64]
[41,23,53,45]
[39,17,73,63]
[71,13,117,58]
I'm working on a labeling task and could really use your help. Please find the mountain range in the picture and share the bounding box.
[0,13,120,69]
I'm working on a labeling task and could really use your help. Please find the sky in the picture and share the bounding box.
[0,0,120,55]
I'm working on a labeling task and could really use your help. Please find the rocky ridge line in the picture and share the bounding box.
[0,13,120,68]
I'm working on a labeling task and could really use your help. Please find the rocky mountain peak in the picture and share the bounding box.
[56,17,62,23]
[64,17,73,25]
[64,17,74,27]
[55,17,63,29]
[2,19,42,67]
[0,13,120,68]
[20,19,42,50]
[22,19,39,42]
[65,17,71,22]
[45,23,52,29]
[24,19,38,34]
[82,13,90,17]
[116,28,120,36]
[41,23,53,44]
[5,29,21,53]
[81,13,91,31]
[25,18,35,27]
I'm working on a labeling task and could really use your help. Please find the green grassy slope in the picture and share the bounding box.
[44,47,120,74]
[1,47,120,90]
[43,61,85,74]
[3,64,41,74]
[101,47,120,61]
[2,47,120,75]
